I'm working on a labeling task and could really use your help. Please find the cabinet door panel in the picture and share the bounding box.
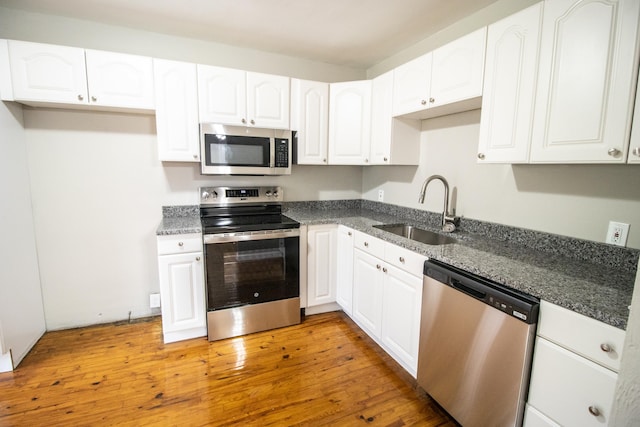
[478,3,542,163]
[531,0,640,163]
[328,80,372,165]
[154,59,200,162]
[307,225,337,307]
[430,27,486,107]
[352,249,383,338]
[246,72,290,129]
[528,338,617,427]
[85,49,154,109]
[9,40,88,104]
[291,79,329,164]
[197,65,246,124]
[336,226,354,315]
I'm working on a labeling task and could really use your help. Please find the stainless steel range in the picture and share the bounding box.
[200,186,301,341]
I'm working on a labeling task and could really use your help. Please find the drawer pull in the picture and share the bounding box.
[178,242,184,247]
[382,267,387,273]
[364,242,369,247]
[600,343,612,353]
[399,256,405,263]
[376,264,381,270]
[588,406,601,417]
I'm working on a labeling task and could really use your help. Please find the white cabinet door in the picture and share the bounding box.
[392,53,432,117]
[154,59,200,162]
[291,78,329,164]
[328,80,372,165]
[430,27,486,108]
[85,49,154,110]
[8,40,88,104]
[307,224,337,307]
[197,64,246,125]
[157,251,206,343]
[628,60,640,164]
[478,3,542,163]
[352,249,384,339]
[530,0,640,163]
[528,337,618,427]
[336,225,354,315]
[381,264,422,376]
[246,72,290,129]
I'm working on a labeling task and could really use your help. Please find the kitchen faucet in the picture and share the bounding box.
[418,175,459,232]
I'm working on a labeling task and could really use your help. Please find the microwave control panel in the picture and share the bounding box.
[275,139,289,168]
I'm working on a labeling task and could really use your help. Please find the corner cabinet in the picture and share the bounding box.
[328,80,372,165]
[477,3,543,163]
[524,301,626,427]
[198,64,290,129]
[290,78,329,165]
[156,234,206,344]
[153,59,200,162]
[529,0,640,163]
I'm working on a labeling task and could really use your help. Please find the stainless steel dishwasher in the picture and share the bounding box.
[418,259,539,427]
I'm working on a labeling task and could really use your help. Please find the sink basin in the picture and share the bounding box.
[373,223,458,245]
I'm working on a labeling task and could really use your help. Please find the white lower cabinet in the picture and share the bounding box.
[351,231,424,377]
[335,225,354,315]
[156,234,206,344]
[307,224,338,307]
[525,301,625,427]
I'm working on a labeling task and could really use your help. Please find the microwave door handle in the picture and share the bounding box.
[269,138,275,168]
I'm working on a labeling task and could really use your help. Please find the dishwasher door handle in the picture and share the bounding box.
[451,278,486,300]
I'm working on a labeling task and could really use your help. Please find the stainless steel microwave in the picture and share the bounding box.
[200,124,292,175]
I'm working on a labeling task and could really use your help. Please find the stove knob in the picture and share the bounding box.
[273,191,279,198]
[266,191,272,197]
[212,191,218,199]
[201,191,210,200]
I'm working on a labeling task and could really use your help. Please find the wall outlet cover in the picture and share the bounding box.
[378,189,384,202]
[606,221,630,247]
[149,293,161,308]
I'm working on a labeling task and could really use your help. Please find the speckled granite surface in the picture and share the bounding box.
[156,201,639,329]
[283,201,638,330]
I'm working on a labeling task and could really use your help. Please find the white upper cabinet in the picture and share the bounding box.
[8,40,88,105]
[328,80,372,165]
[392,28,486,119]
[153,59,200,162]
[392,53,432,117]
[7,40,154,110]
[198,64,290,129]
[370,70,421,165]
[530,0,640,163]
[84,49,154,109]
[430,27,486,108]
[291,78,329,165]
[477,3,543,163]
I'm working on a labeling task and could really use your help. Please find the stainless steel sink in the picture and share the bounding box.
[373,223,458,245]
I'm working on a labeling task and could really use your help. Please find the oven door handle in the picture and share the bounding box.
[203,228,300,244]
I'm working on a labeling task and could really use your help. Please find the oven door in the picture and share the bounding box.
[203,229,300,311]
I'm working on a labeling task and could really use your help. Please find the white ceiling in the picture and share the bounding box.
[0,0,500,69]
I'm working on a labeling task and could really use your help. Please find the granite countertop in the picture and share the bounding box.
[156,201,638,330]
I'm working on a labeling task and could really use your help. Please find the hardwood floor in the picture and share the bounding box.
[0,312,457,426]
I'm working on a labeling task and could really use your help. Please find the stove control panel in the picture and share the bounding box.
[200,186,283,205]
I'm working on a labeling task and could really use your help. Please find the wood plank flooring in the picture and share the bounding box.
[0,312,457,426]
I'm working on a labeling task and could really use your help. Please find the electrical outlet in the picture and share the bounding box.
[378,189,384,202]
[150,293,161,308]
[606,221,630,247]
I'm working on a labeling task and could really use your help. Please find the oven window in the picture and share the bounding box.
[205,236,299,310]
[204,134,270,167]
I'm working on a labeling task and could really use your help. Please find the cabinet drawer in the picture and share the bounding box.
[384,243,426,276]
[538,301,625,372]
[528,337,617,427]
[157,233,202,255]
[354,231,385,259]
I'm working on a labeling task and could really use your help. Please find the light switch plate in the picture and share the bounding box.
[149,293,161,308]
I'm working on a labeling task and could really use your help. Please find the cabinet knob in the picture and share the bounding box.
[195,256,201,261]
[429,97,435,103]
[323,158,327,163]
[632,147,640,157]
[241,118,247,124]
[77,94,84,101]
[178,242,184,247]
[600,343,612,353]
[588,406,601,417]
[383,157,388,162]
[399,257,405,263]
[376,264,381,270]
[193,154,198,159]
[364,158,369,163]
[421,99,427,105]
[607,148,621,157]
[382,267,387,273]
[91,96,97,102]
[478,153,485,160]
[348,232,352,236]
[250,119,255,125]
[364,242,369,247]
